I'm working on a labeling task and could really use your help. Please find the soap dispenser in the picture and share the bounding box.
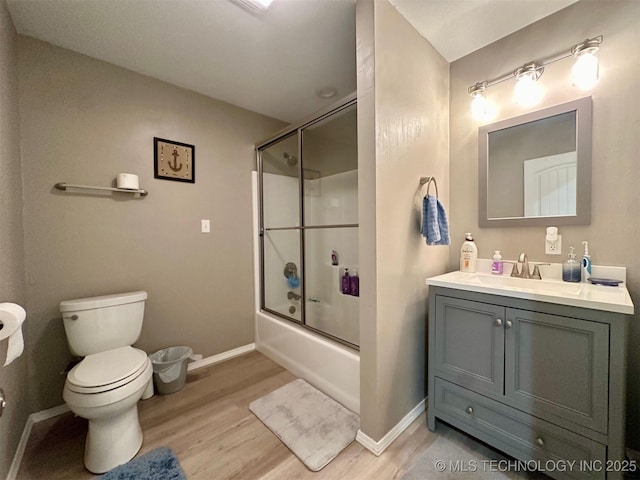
[562,247,581,283]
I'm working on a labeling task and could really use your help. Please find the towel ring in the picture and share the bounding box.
[419,176,438,199]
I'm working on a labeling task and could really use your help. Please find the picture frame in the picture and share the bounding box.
[154,137,195,183]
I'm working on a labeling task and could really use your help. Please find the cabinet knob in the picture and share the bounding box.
[465,406,474,415]
[494,318,503,327]
[536,437,545,447]
[505,320,513,329]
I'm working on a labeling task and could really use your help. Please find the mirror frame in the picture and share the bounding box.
[478,96,592,227]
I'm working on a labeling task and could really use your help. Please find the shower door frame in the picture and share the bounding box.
[256,93,358,350]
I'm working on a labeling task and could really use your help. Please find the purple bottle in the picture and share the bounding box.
[350,269,359,297]
[341,268,350,294]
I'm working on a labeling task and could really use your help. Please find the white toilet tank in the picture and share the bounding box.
[60,291,148,357]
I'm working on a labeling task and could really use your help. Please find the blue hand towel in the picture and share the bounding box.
[422,194,450,245]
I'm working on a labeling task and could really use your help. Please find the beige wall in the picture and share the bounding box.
[357,0,449,441]
[18,37,285,412]
[0,0,28,476]
[449,0,640,448]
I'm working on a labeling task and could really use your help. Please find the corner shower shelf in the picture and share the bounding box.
[54,182,148,197]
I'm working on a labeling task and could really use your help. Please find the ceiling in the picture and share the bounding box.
[7,0,578,123]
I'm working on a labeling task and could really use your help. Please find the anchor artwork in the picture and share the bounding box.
[153,137,195,183]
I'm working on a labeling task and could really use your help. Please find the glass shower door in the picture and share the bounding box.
[301,104,359,346]
[260,133,303,322]
[258,96,359,348]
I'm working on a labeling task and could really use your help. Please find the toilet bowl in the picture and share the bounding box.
[63,346,153,474]
[60,291,152,473]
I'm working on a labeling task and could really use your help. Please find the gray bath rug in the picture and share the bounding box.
[249,378,359,471]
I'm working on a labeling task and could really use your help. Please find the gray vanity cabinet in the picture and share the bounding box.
[428,287,629,480]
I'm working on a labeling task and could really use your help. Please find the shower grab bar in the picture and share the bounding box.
[264,224,359,231]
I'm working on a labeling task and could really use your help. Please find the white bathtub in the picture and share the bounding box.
[255,311,360,413]
[252,172,360,413]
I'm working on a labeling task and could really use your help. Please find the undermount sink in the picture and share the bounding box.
[465,273,584,295]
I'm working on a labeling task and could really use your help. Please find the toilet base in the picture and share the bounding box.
[84,405,143,473]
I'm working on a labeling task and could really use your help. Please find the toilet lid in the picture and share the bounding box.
[67,346,148,392]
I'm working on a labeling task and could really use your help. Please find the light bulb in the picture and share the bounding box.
[572,50,599,90]
[471,92,487,120]
[470,92,495,121]
[514,72,543,107]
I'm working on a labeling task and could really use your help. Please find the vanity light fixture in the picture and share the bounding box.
[470,82,495,121]
[468,35,603,118]
[514,62,544,107]
[571,37,601,90]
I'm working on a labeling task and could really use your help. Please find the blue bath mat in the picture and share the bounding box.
[99,447,186,480]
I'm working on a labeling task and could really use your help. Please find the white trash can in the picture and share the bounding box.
[149,346,193,395]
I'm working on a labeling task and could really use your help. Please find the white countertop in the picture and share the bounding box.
[426,267,634,315]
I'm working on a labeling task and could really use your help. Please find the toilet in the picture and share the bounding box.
[60,291,154,474]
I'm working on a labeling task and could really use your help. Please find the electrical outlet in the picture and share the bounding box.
[545,234,562,255]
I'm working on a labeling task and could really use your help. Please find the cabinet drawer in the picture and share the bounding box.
[434,378,606,480]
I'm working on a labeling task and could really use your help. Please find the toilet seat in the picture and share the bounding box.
[67,346,148,394]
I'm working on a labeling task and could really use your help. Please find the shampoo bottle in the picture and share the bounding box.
[349,269,359,297]
[581,241,591,283]
[341,268,350,294]
[562,247,581,283]
[460,233,478,273]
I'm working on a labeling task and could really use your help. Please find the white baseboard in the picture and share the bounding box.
[187,343,255,371]
[356,397,426,456]
[7,343,255,479]
[7,403,71,480]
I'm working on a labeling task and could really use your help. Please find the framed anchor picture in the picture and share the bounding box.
[154,137,195,183]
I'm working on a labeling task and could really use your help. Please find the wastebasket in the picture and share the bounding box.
[149,346,193,394]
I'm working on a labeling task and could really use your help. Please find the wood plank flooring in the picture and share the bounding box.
[16,351,530,479]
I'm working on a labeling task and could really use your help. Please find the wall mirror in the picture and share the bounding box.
[479,97,592,227]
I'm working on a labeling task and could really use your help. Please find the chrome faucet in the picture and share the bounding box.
[519,252,531,279]
[287,291,301,301]
[510,252,550,279]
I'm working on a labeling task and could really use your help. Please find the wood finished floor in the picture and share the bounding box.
[16,351,532,479]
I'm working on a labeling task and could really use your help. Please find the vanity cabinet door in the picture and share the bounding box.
[504,309,609,434]
[434,296,505,398]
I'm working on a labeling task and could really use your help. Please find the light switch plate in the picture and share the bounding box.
[201,219,210,233]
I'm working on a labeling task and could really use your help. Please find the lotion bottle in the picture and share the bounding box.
[460,233,478,273]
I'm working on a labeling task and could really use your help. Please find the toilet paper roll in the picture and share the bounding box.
[116,173,139,190]
[0,303,26,367]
